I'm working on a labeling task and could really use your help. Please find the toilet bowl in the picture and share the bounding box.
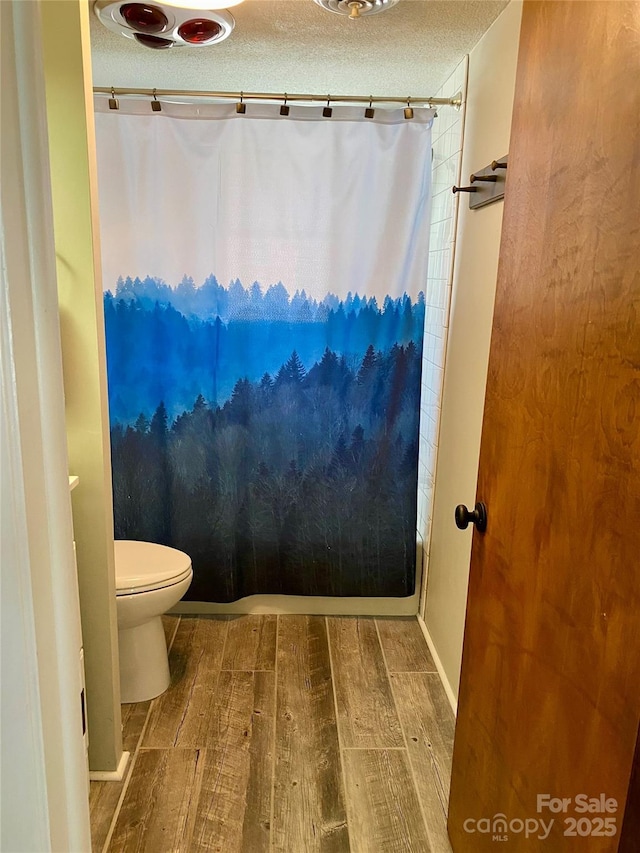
[115,540,193,704]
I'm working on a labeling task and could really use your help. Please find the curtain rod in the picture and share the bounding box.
[94,86,462,108]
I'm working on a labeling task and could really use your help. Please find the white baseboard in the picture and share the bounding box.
[417,615,458,715]
[89,751,130,782]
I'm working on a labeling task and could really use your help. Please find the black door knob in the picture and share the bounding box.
[455,502,488,533]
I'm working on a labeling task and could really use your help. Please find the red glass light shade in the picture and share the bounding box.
[120,3,168,33]
[178,18,222,43]
[133,32,173,48]
[96,0,235,49]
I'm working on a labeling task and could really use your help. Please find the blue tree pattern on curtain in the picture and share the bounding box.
[105,274,424,601]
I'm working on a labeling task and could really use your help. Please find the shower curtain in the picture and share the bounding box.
[95,98,433,602]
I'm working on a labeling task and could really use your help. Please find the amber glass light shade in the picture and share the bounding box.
[120,3,168,33]
[177,18,222,43]
[134,32,174,48]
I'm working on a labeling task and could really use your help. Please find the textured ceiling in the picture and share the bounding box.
[90,0,508,97]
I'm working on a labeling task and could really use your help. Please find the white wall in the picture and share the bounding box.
[417,59,467,589]
[422,1,523,703]
[42,0,123,772]
[1,1,91,848]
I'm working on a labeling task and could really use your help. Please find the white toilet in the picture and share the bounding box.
[115,540,193,704]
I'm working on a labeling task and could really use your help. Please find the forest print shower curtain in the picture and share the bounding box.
[95,99,433,602]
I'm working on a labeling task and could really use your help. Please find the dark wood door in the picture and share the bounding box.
[448,2,640,850]
[619,724,640,852]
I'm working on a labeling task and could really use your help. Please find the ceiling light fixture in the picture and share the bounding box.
[163,0,244,8]
[312,0,400,20]
[94,1,235,48]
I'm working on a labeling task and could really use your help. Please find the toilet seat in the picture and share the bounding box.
[115,540,193,596]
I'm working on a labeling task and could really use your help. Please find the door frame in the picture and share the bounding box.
[1,1,91,848]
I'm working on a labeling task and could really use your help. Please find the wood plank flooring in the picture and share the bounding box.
[274,616,349,853]
[328,618,404,749]
[90,615,454,853]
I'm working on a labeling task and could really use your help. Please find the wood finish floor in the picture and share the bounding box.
[90,615,455,853]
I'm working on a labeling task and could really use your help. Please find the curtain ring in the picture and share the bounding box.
[404,96,414,120]
[280,93,290,117]
[323,95,333,118]
[236,91,246,114]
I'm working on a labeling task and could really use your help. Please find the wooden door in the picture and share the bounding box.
[619,724,640,852]
[448,2,640,851]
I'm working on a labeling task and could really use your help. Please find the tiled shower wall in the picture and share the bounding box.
[417,58,468,569]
